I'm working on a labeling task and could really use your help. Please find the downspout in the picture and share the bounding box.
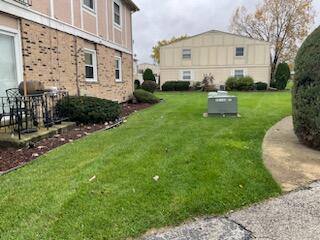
[19,19,27,96]
[74,36,80,96]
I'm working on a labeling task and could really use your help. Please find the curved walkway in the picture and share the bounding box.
[263,116,320,192]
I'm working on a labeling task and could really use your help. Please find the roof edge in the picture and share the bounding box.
[124,0,139,12]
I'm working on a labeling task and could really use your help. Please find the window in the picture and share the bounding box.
[182,49,191,59]
[84,50,97,82]
[83,0,95,11]
[182,70,192,80]
[113,1,121,26]
[115,56,122,82]
[236,47,244,57]
[234,70,244,78]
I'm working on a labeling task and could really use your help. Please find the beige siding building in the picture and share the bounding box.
[0,0,138,102]
[160,30,271,87]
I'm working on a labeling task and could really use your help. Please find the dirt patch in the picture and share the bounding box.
[263,116,320,192]
[0,103,152,173]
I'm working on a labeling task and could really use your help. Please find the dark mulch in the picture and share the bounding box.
[0,103,152,173]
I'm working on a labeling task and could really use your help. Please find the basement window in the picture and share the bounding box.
[182,70,192,80]
[84,49,97,82]
[115,55,122,82]
[234,70,244,78]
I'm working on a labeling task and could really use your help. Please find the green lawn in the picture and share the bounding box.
[0,92,291,240]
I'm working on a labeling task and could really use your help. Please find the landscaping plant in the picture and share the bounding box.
[134,79,141,89]
[161,81,190,91]
[226,76,254,91]
[293,26,320,150]
[56,96,120,124]
[274,62,291,90]
[133,89,160,104]
[201,73,216,92]
[255,82,268,91]
[143,68,156,82]
[141,80,158,93]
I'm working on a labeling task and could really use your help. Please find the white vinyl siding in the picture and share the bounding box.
[84,49,97,82]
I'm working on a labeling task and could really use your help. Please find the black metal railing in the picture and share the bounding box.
[0,91,68,139]
[13,0,32,6]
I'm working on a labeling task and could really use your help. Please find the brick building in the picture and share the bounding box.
[0,0,139,102]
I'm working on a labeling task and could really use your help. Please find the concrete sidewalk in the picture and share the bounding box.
[142,181,320,240]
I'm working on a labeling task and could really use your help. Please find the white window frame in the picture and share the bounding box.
[84,49,98,82]
[182,49,192,59]
[115,56,122,82]
[234,69,245,78]
[181,70,193,81]
[113,0,122,29]
[235,47,245,57]
[82,0,96,13]
[0,26,23,86]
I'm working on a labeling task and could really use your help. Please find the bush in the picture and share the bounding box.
[161,81,190,91]
[225,77,238,91]
[226,76,254,91]
[134,80,140,89]
[143,68,156,82]
[255,82,268,91]
[57,96,120,124]
[141,80,158,93]
[133,89,160,104]
[275,62,291,90]
[292,26,320,150]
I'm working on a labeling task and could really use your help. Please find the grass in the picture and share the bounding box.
[0,92,291,239]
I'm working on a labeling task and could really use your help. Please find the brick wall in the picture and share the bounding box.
[21,19,133,102]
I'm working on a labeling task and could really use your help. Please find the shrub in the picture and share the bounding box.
[292,26,320,150]
[161,81,190,91]
[255,82,268,91]
[141,80,158,93]
[143,68,156,82]
[225,77,238,91]
[134,80,140,89]
[133,89,160,104]
[237,76,254,91]
[275,62,291,90]
[57,96,120,124]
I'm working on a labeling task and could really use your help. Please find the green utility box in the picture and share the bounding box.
[208,91,238,116]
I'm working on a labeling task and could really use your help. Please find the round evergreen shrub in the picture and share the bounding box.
[161,81,190,91]
[275,62,291,90]
[57,96,121,124]
[237,76,254,91]
[293,26,320,150]
[143,68,156,81]
[141,80,158,93]
[225,77,238,90]
[133,89,160,104]
[255,82,268,91]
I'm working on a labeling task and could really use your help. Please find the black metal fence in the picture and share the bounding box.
[0,91,68,139]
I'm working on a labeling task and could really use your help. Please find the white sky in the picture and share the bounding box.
[132,0,320,63]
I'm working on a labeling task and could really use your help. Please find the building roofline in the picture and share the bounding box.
[124,0,139,12]
[160,29,270,48]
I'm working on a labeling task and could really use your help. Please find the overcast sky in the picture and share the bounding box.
[132,0,320,64]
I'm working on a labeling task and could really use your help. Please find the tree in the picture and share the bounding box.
[229,0,315,80]
[143,68,156,81]
[292,25,320,150]
[151,35,188,64]
[274,62,291,90]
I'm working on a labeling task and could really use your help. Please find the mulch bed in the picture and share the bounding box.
[0,103,152,173]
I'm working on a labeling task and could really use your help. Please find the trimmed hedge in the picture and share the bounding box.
[133,89,160,104]
[275,62,291,90]
[141,80,158,93]
[292,26,320,150]
[225,76,254,91]
[162,81,190,91]
[57,96,120,124]
[255,82,268,91]
[143,68,156,81]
